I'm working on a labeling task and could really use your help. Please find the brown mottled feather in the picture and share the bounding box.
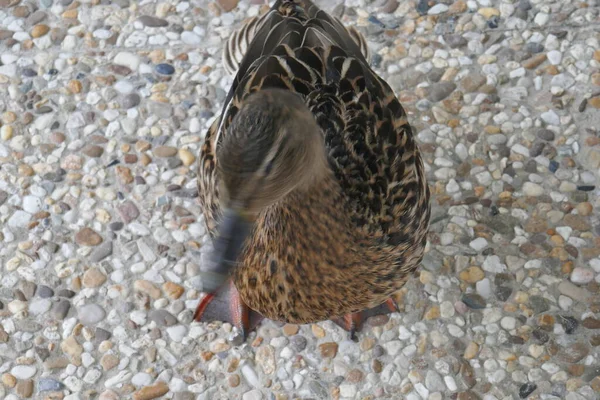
[198,0,430,323]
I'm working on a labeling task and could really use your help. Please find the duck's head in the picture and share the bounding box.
[201,89,326,293]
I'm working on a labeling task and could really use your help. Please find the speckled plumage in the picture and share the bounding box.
[197,0,430,328]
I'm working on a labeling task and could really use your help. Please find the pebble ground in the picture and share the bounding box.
[1,0,600,399]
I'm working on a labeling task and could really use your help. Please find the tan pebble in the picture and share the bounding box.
[148,50,165,64]
[68,79,83,94]
[592,73,600,86]
[523,53,547,69]
[31,24,50,38]
[419,270,434,284]
[18,164,35,177]
[589,97,600,109]
[16,379,34,398]
[153,146,178,158]
[99,390,119,400]
[199,351,214,362]
[75,227,103,246]
[2,111,16,124]
[459,266,485,283]
[60,154,83,170]
[464,341,479,359]
[360,337,376,351]
[178,148,195,166]
[319,342,338,358]
[100,354,119,371]
[133,381,169,400]
[2,373,16,388]
[576,202,593,216]
[83,267,107,288]
[594,50,600,62]
[311,324,326,338]
[134,280,161,299]
[124,154,138,164]
[62,9,78,19]
[424,306,440,320]
[448,0,467,13]
[228,374,240,387]
[136,140,151,152]
[99,340,113,353]
[1,125,13,140]
[211,341,231,353]
[140,154,152,166]
[44,356,69,370]
[478,7,500,18]
[217,0,239,12]
[61,336,83,359]
[282,324,299,336]
[162,282,184,299]
[116,166,134,184]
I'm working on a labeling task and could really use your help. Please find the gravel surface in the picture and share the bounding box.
[1,0,600,399]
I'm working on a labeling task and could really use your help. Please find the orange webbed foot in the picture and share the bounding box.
[194,280,264,341]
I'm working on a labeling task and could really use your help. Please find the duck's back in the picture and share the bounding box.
[199,0,430,248]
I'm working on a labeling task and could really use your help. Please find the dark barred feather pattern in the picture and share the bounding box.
[198,0,431,323]
[222,2,370,77]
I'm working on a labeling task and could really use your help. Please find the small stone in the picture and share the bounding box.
[118,201,140,223]
[559,316,579,334]
[229,374,240,387]
[2,373,16,388]
[38,378,64,392]
[256,345,276,374]
[283,324,299,336]
[479,7,500,18]
[163,282,184,299]
[133,381,169,400]
[217,0,239,12]
[242,390,263,400]
[523,182,544,196]
[68,79,83,94]
[571,268,594,284]
[83,267,107,288]
[522,53,546,69]
[82,145,104,157]
[178,149,195,166]
[137,15,168,27]
[37,285,54,298]
[101,354,119,371]
[51,300,71,320]
[155,63,175,75]
[16,379,34,397]
[78,304,106,325]
[311,324,325,338]
[519,382,537,398]
[461,293,486,309]
[583,318,600,329]
[135,280,162,299]
[122,93,141,108]
[556,342,589,363]
[75,228,103,246]
[428,82,456,102]
[149,310,177,326]
[290,335,307,352]
[319,342,338,358]
[459,267,485,283]
[464,342,479,359]
[153,146,178,158]
[31,24,51,38]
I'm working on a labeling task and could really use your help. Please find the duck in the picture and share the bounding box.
[194,0,431,341]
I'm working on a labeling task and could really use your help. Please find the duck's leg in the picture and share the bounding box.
[331,298,399,341]
[193,280,264,340]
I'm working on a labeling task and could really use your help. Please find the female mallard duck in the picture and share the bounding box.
[194,0,431,340]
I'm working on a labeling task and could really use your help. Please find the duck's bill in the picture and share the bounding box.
[200,208,254,294]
